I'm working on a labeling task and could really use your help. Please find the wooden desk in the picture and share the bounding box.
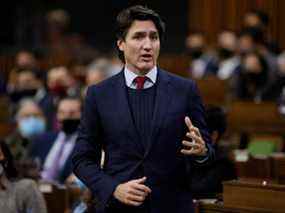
[39,182,69,213]
[235,156,271,179]
[227,101,285,135]
[223,179,285,212]
[271,154,285,184]
[198,201,280,213]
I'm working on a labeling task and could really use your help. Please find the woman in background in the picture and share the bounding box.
[0,140,47,213]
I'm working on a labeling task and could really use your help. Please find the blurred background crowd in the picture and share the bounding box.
[0,1,285,212]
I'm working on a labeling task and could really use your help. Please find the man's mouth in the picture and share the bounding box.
[141,54,152,61]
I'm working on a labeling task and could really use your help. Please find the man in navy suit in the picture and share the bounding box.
[72,5,214,213]
[29,97,81,183]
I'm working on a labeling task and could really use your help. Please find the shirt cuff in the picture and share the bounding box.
[195,155,209,163]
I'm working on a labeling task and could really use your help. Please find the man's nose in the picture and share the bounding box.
[143,38,152,50]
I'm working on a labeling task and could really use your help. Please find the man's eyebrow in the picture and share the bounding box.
[132,30,158,35]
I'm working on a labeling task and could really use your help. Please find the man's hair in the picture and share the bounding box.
[15,98,43,121]
[115,5,165,62]
[57,96,82,112]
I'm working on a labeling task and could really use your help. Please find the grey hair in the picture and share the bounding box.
[86,59,112,78]
[15,98,42,121]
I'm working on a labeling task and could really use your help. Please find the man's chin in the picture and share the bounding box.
[139,63,155,72]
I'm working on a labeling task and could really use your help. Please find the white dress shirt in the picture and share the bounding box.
[41,132,77,181]
[124,66,157,89]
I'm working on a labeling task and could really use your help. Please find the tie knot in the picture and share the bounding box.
[134,76,147,89]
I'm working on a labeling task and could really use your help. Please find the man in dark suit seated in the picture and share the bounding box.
[72,5,214,213]
[28,96,81,184]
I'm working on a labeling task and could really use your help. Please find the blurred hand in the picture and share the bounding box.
[113,177,151,206]
[181,116,208,156]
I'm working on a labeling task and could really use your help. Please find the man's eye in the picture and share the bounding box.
[151,35,158,40]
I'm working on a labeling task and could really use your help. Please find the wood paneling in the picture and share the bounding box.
[227,101,285,134]
[188,0,285,49]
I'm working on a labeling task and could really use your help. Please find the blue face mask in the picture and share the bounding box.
[18,116,46,138]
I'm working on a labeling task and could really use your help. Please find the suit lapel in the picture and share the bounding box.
[145,69,172,156]
[112,71,145,154]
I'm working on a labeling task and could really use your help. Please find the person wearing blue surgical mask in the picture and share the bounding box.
[18,116,46,138]
[16,99,46,138]
[5,99,46,161]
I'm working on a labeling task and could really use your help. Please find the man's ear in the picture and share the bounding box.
[117,39,124,51]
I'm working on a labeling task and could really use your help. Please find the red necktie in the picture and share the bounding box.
[135,76,147,89]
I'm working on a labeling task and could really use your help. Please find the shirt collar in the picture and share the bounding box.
[124,66,158,88]
[58,131,78,142]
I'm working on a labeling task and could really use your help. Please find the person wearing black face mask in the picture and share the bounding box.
[188,47,204,60]
[215,30,241,80]
[8,68,56,131]
[28,97,82,184]
[235,52,269,101]
[61,118,81,135]
[0,140,47,212]
[218,47,235,60]
[8,69,39,103]
[186,33,216,79]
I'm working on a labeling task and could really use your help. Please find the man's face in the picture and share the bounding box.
[17,71,40,90]
[57,99,81,122]
[117,20,160,74]
[47,67,74,89]
[17,102,44,121]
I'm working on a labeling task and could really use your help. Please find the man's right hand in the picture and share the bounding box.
[113,176,151,206]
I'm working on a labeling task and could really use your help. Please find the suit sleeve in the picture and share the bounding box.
[72,86,120,208]
[187,81,215,165]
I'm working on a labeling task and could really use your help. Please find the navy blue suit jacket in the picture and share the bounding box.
[29,132,73,183]
[72,69,214,213]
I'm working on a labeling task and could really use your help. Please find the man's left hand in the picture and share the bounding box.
[181,116,208,156]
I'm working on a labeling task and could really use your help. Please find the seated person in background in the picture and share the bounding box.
[81,58,112,97]
[7,68,55,131]
[28,96,81,184]
[7,50,39,90]
[190,106,237,199]
[215,30,241,80]
[262,52,285,101]
[0,140,47,213]
[47,66,81,101]
[185,32,216,79]
[6,98,47,161]
[234,51,270,102]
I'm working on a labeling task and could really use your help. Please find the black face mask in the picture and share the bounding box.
[244,71,266,87]
[188,48,204,59]
[218,48,234,59]
[9,89,37,103]
[61,119,80,135]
